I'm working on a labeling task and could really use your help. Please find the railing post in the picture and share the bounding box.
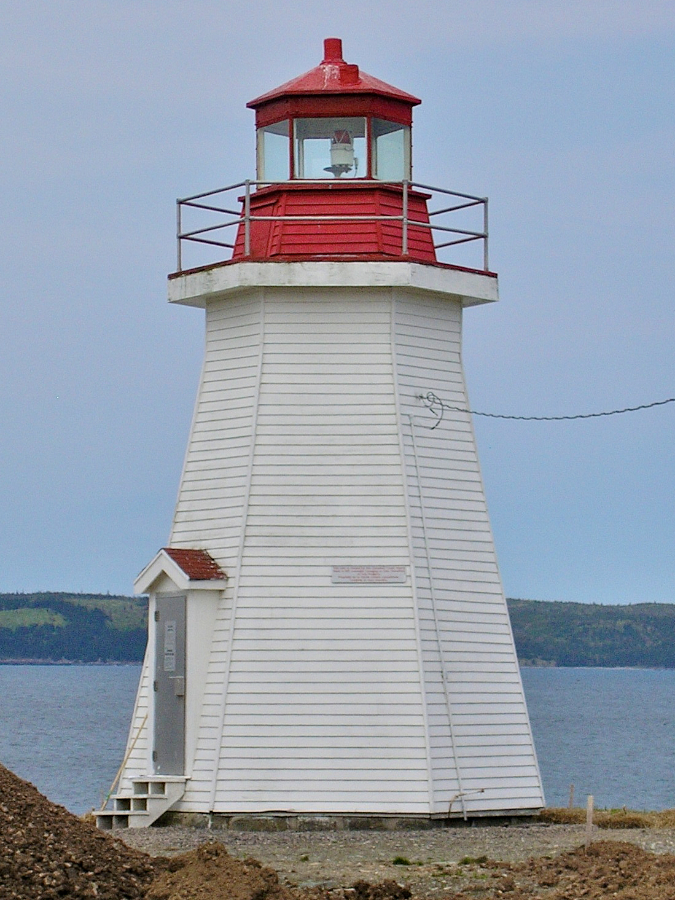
[483,197,489,271]
[176,200,182,272]
[244,180,251,257]
[402,180,409,255]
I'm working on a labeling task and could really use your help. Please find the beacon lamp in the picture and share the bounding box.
[293,116,365,179]
[325,129,356,177]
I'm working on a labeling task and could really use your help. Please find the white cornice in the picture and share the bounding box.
[168,260,498,309]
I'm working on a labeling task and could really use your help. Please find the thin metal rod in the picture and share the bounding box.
[402,180,409,255]
[181,201,242,216]
[238,213,405,223]
[177,181,248,203]
[413,181,485,202]
[407,414,466,819]
[428,200,483,217]
[244,180,251,257]
[179,219,242,238]
[483,197,489,271]
[176,201,182,272]
[434,235,482,249]
[183,236,236,250]
[410,222,483,237]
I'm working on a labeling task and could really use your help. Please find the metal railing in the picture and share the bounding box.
[176,179,489,272]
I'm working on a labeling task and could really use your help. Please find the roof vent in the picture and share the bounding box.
[341,63,360,85]
[322,37,343,63]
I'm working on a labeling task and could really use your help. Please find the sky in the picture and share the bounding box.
[0,0,673,604]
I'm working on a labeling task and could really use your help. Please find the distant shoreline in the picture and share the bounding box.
[4,593,675,668]
[4,659,675,670]
[0,659,142,666]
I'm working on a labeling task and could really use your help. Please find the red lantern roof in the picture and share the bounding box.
[248,38,420,128]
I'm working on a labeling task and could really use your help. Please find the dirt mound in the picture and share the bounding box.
[145,843,411,900]
[347,882,411,900]
[146,843,294,900]
[445,840,675,899]
[0,762,159,899]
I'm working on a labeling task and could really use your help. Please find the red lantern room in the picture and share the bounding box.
[232,38,437,262]
[175,39,489,275]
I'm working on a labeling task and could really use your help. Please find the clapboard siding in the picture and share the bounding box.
[170,292,263,566]
[131,278,544,819]
[182,589,235,808]
[210,290,429,814]
[393,290,543,815]
[118,642,151,793]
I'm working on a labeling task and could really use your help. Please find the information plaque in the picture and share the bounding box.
[331,565,407,584]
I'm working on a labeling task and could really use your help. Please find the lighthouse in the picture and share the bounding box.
[98,39,544,829]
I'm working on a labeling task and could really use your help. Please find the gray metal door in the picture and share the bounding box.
[153,594,186,775]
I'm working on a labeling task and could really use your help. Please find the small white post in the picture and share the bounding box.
[585,795,594,850]
[401,180,409,255]
[568,783,575,809]
[244,180,251,257]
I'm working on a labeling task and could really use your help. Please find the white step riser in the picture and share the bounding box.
[96,777,186,830]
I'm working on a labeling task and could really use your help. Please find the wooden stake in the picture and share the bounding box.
[568,783,575,809]
[585,795,594,850]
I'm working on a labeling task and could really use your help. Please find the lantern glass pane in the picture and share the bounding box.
[294,117,366,179]
[372,120,410,181]
[258,121,290,181]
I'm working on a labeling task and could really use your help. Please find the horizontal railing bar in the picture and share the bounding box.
[180,179,486,202]
[413,181,486,203]
[424,223,486,237]
[182,215,484,233]
[178,182,248,203]
[428,200,483,217]
[181,201,242,216]
[183,236,236,249]
[238,214,405,222]
[434,235,482,249]
[179,219,242,238]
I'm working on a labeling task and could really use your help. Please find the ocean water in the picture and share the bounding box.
[0,664,141,814]
[522,667,675,810]
[1,664,675,815]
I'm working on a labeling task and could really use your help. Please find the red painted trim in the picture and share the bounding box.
[255,95,413,128]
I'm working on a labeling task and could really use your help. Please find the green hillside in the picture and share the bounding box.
[0,593,147,663]
[508,598,675,667]
[2,592,675,666]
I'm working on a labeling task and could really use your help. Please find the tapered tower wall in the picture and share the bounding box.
[392,291,542,815]
[118,266,543,816]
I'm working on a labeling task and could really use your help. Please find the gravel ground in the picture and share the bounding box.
[119,824,675,897]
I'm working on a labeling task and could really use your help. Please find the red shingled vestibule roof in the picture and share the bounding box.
[162,548,227,581]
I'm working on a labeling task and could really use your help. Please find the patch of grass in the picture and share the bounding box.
[458,856,488,866]
[540,807,675,829]
[392,856,411,866]
[299,855,309,862]
[0,608,66,630]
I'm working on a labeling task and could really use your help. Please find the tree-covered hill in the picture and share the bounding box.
[508,598,675,667]
[0,593,147,663]
[3,592,675,666]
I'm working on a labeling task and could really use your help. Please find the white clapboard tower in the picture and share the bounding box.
[98,38,543,829]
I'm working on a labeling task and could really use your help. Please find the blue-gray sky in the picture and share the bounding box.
[1,0,673,603]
